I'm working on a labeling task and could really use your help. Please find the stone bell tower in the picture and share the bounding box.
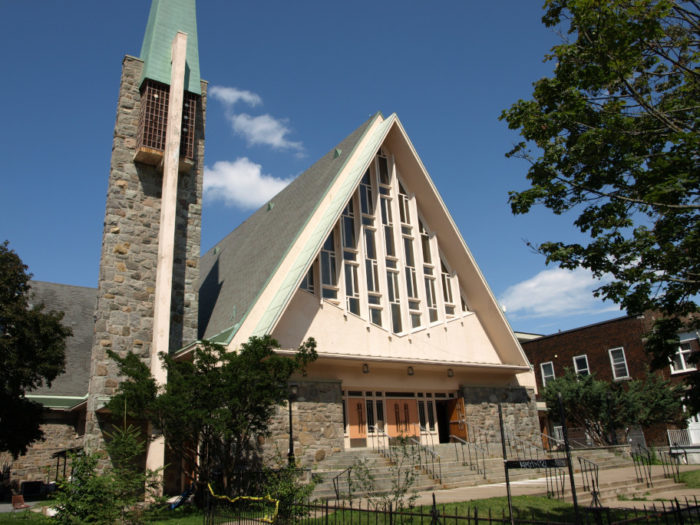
[85,0,206,476]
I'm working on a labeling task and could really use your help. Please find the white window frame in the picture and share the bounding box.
[573,354,590,376]
[670,340,697,374]
[608,347,630,380]
[540,361,555,387]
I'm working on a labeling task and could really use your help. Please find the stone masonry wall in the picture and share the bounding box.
[463,385,539,446]
[85,55,206,452]
[3,411,83,485]
[265,381,344,467]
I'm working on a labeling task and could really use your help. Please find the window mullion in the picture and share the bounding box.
[389,162,410,333]
[429,234,445,324]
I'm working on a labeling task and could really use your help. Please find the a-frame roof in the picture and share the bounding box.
[197,112,530,370]
[198,113,382,342]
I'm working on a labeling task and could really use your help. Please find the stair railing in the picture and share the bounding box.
[449,434,487,478]
[545,465,566,499]
[632,443,654,487]
[371,426,390,456]
[407,437,442,483]
[659,448,685,483]
[332,466,353,501]
[504,431,547,462]
[578,456,602,507]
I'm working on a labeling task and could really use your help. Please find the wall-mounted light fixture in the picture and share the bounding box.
[407,366,414,376]
[447,368,454,377]
[362,363,369,374]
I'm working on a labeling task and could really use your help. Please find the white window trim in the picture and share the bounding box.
[608,347,630,380]
[540,361,555,387]
[670,340,697,375]
[573,354,590,375]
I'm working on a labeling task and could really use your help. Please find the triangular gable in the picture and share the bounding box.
[233,114,528,369]
[198,113,382,343]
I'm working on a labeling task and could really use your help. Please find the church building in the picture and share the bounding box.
[6,0,539,492]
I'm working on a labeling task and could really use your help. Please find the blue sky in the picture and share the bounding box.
[0,1,624,335]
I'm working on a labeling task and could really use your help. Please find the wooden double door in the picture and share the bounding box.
[347,394,467,445]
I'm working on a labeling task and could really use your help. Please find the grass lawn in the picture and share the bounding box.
[302,495,621,524]
[680,469,700,489]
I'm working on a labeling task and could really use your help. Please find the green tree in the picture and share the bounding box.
[543,369,683,445]
[0,240,71,458]
[500,1,699,405]
[107,335,317,503]
[54,425,161,525]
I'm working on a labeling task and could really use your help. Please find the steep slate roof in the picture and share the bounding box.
[28,281,96,402]
[198,113,381,343]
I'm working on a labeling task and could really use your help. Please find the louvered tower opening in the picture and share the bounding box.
[135,79,198,167]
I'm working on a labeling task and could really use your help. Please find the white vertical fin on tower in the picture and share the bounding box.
[146,30,188,476]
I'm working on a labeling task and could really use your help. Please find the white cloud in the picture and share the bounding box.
[204,158,293,209]
[231,113,303,152]
[209,84,304,153]
[500,267,620,319]
[209,86,261,108]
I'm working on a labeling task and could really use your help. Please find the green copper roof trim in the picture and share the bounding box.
[25,394,88,410]
[213,112,385,346]
[252,115,396,337]
[140,0,202,95]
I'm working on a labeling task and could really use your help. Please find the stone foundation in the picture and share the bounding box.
[462,385,538,444]
[264,380,344,467]
[2,410,84,486]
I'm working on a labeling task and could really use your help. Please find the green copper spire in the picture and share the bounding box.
[139,0,202,95]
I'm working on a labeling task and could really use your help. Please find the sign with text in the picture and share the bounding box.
[506,458,568,469]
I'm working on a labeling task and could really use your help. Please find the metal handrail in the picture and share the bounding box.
[449,434,487,478]
[578,457,601,507]
[545,465,566,499]
[332,466,353,500]
[407,437,442,483]
[504,431,548,461]
[659,448,686,483]
[632,444,654,487]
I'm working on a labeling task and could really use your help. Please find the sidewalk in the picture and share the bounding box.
[414,464,700,509]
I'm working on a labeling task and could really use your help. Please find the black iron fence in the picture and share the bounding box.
[206,494,700,525]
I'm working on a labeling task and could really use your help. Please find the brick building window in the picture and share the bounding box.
[540,361,555,387]
[573,355,590,375]
[608,347,630,380]
[671,341,697,374]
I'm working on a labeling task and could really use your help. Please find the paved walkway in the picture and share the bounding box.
[413,464,700,509]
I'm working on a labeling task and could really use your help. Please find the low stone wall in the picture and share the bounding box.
[4,411,84,486]
[265,380,344,467]
[462,385,538,445]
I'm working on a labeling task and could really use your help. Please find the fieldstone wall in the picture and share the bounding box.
[462,385,538,445]
[85,55,206,452]
[264,380,344,467]
[3,411,84,485]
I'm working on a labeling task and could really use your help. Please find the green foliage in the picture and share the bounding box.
[107,335,317,505]
[262,464,316,522]
[543,369,683,445]
[54,425,161,524]
[0,241,71,458]
[53,453,121,524]
[500,1,699,405]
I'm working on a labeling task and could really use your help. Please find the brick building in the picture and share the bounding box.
[521,313,700,447]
